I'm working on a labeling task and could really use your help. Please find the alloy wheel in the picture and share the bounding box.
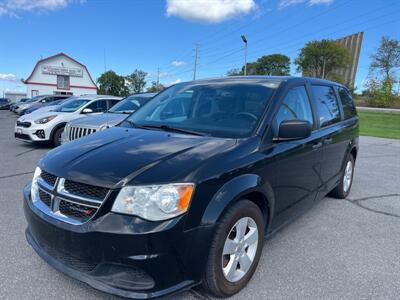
[222,217,259,283]
[343,160,353,192]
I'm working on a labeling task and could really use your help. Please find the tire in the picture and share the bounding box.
[329,154,355,199]
[202,200,265,298]
[52,126,64,147]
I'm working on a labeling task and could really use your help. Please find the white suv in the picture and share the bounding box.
[15,95,121,147]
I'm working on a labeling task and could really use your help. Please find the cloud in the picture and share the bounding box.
[0,0,79,16]
[171,60,187,67]
[279,0,333,9]
[166,0,257,23]
[0,73,18,81]
[308,0,334,5]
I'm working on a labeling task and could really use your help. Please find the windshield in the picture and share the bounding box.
[56,98,90,113]
[46,98,69,106]
[25,96,42,103]
[109,95,152,114]
[122,80,279,138]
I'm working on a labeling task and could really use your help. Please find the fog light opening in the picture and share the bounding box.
[35,130,45,139]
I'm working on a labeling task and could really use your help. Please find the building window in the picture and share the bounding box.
[57,75,70,90]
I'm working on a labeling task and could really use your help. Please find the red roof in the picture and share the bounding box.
[23,52,97,88]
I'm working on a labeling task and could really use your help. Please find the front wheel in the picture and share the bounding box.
[202,200,265,298]
[329,154,355,199]
[52,127,64,147]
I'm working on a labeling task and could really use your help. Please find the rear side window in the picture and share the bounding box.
[311,85,341,127]
[86,100,108,113]
[336,87,356,119]
[272,86,314,136]
[108,99,120,108]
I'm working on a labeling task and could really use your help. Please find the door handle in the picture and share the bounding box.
[324,137,333,144]
[312,142,322,150]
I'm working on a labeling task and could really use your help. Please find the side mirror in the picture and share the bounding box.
[276,120,311,141]
[82,108,93,114]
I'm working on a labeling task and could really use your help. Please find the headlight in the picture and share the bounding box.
[111,183,195,221]
[31,167,42,202]
[34,115,57,124]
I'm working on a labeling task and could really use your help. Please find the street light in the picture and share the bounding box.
[241,35,248,76]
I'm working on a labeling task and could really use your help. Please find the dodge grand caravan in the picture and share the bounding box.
[23,76,358,299]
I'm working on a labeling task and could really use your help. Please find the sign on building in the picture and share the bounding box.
[41,65,83,77]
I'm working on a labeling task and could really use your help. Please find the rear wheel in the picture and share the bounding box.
[329,154,355,199]
[52,127,64,147]
[202,200,265,298]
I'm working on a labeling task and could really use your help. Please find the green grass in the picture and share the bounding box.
[358,111,400,139]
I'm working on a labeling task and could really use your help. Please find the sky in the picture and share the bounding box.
[0,0,399,96]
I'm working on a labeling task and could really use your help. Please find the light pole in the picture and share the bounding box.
[241,35,248,76]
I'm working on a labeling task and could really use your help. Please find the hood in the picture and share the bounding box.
[35,105,60,114]
[20,110,66,122]
[40,127,236,188]
[69,113,126,128]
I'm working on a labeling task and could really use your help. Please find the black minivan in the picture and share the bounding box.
[23,76,358,299]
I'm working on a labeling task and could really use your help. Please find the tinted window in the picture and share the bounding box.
[336,87,356,119]
[86,100,108,113]
[273,86,314,136]
[108,99,120,109]
[311,85,341,127]
[109,96,151,113]
[42,97,55,103]
[125,81,280,138]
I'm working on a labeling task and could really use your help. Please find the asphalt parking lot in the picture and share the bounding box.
[0,110,399,300]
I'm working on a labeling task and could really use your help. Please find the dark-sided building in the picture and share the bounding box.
[334,32,364,88]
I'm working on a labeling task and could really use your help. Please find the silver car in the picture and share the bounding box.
[15,95,122,147]
[62,93,156,143]
[14,95,70,115]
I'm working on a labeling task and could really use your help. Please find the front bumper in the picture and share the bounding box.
[23,184,214,299]
[14,122,52,142]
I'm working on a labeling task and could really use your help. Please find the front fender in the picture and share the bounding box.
[200,174,274,231]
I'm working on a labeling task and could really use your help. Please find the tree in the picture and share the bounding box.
[295,39,350,80]
[147,81,165,93]
[370,36,400,81]
[252,54,290,75]
[226,68,243,76]
[97,70,128,97]
[364,37,400,107]
[125,69,147,94]
[227,53,290,76]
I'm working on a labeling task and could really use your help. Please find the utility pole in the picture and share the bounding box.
[156,67,160,86]
[193,44,199,80]
[241,35,248,76]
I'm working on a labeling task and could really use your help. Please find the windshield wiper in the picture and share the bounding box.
[140,124,208,136]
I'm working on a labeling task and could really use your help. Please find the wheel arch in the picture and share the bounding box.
[201,174,274,233]
[50,122,67,139]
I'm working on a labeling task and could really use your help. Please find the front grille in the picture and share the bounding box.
[41,242,98,273]
[16,121,31,128]
[59,200,97,222]
[39,189,52,207]
[34,169,110,225]
[64,180,108,200]
[14,132,31,141]
[40,170,57,186]
[68,126,97,141]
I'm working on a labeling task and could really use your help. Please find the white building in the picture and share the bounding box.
[4,92,27,103]
[22,53,97,97]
